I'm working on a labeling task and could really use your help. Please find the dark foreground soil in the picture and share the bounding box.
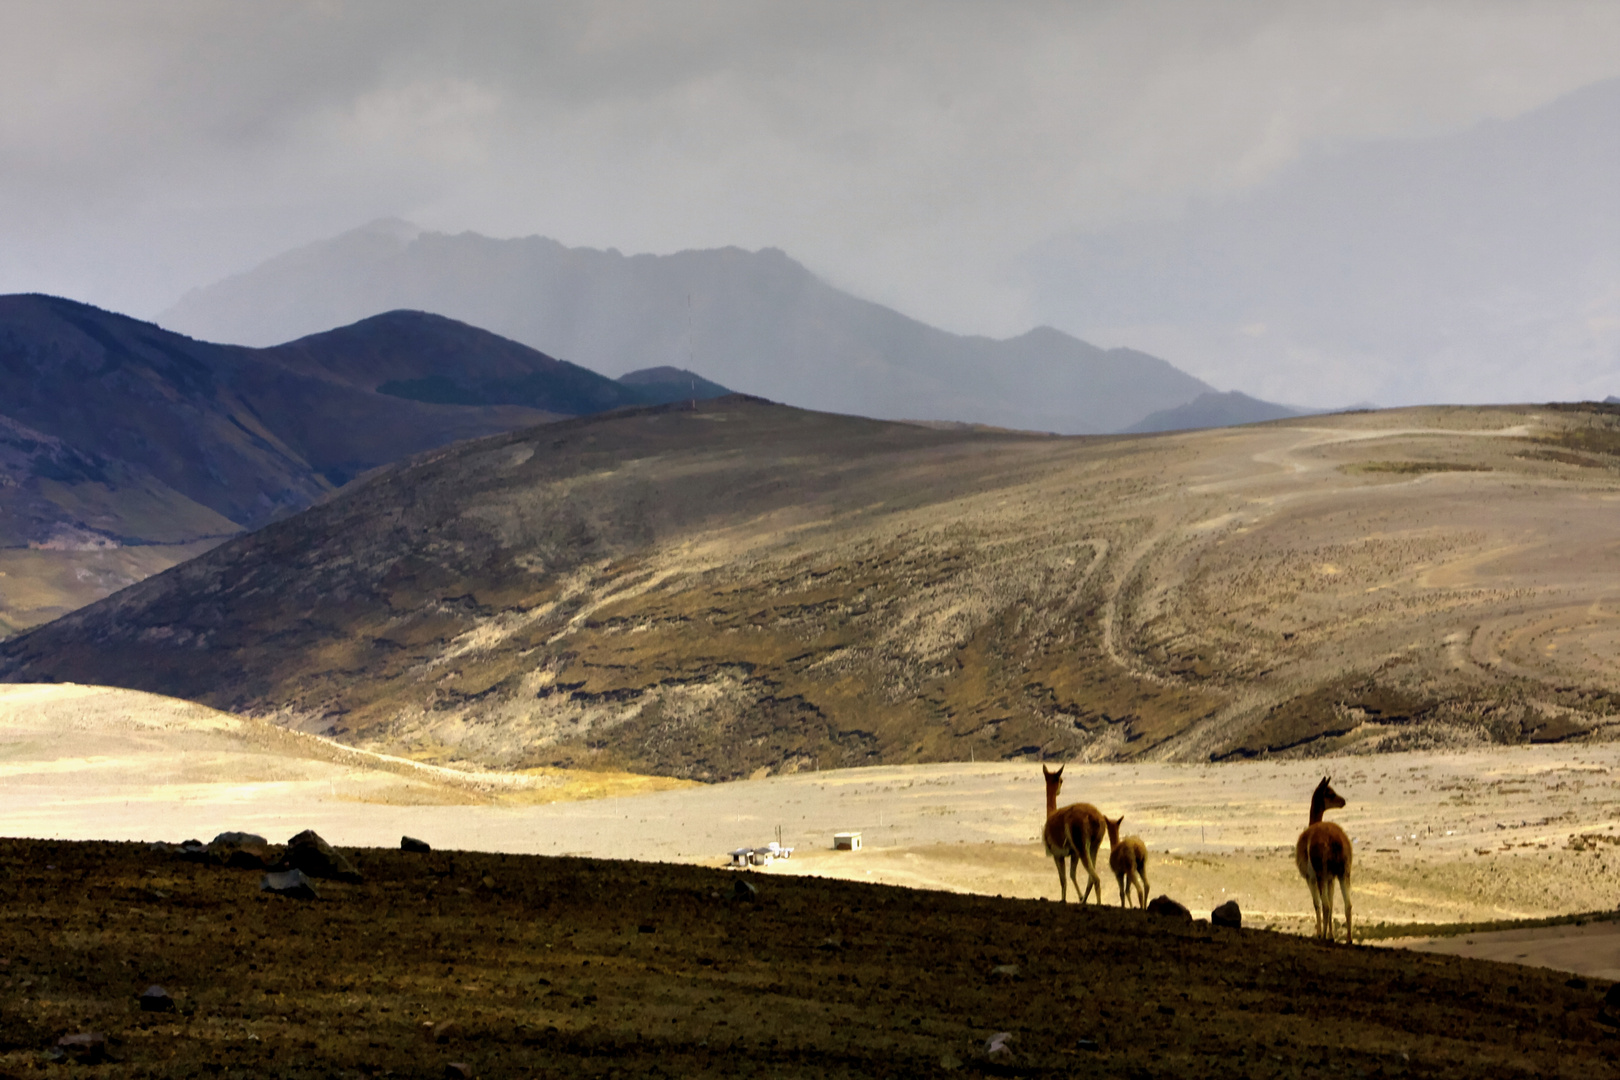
[0,839,1616,1079]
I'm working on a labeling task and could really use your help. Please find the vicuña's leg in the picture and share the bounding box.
[1115,870,1127,907]
[1304,874,1325,938]
[1129,866,1147,908]
[1077,848,1099,905]
[1321,873,1337,942]
[1339,874,1354,945]
[1137,863,1150,908]
[1081,837,1104,905]
[1052,855,1068,902]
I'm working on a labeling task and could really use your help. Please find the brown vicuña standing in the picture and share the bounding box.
[1295,776,1353,944]
[1041,764,1107,904]
[1105,815,1149,909]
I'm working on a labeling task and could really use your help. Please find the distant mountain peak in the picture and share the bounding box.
[1121,390,1302,434]
[353,217,425,242]
[616,366,732,406]
[159,228,1215,434]
[619,365,703,385]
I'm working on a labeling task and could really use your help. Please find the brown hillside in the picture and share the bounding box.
[6,397,1620,775]
[0,838,1614,1078]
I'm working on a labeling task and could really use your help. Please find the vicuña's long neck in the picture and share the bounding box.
[1309,791,1327,825]
[1046,784,1058,817]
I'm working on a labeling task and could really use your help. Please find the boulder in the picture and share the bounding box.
[732,878,758,901]
[1211,899,1242,929]
[260,868,320,900]
[208,832,273,869]
[162,839,216,864]
[138,985,174,1012]
[276,830,362,882]
[55,1032,108,1063]
[401,836,432,854]
[1146,896,1192,921]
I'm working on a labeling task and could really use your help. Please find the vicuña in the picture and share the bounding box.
[1295,776,1353,944]
[1041,764,1107,904]
[1105,815,1149,909]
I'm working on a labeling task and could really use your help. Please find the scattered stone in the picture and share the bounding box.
[158,839,215,864]
[139,985,174,1012]
[1566,976,1589,990]
[1077,1038,1099,1051]
[55,1032,108,1063]
[1147,896,1192,921]
[989,964,1021,979]
[401,836,432,854]
[1211,900,1242,929]
[444,1063,473,1078]
[276,830,362,883]
[638,924,656,934]
[732,878,758,901]
[209,831,273,869]
[429,1021,460,1044]
[984,1031,1013,1057]
[259,868,320,900]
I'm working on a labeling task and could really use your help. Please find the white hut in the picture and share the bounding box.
[833,831,863,851]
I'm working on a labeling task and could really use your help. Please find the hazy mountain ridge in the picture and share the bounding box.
[160,223,1217,434]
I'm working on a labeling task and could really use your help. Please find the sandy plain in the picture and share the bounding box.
[8,683,1619,981]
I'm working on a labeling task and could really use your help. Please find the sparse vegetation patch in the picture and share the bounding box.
[1345,461,1493,475]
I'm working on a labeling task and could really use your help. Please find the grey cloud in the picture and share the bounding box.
[1,0,1619,401]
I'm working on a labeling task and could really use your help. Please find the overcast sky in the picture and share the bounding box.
[4,1,1620,357]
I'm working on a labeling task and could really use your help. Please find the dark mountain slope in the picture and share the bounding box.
[263,309,647,417]
[159,223,1212,433]
[0,413,235,549]
[0,295,670,633]
[0,294,328,528]
[0,295,594,523]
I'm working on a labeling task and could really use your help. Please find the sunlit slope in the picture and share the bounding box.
[5,397,1620,776]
